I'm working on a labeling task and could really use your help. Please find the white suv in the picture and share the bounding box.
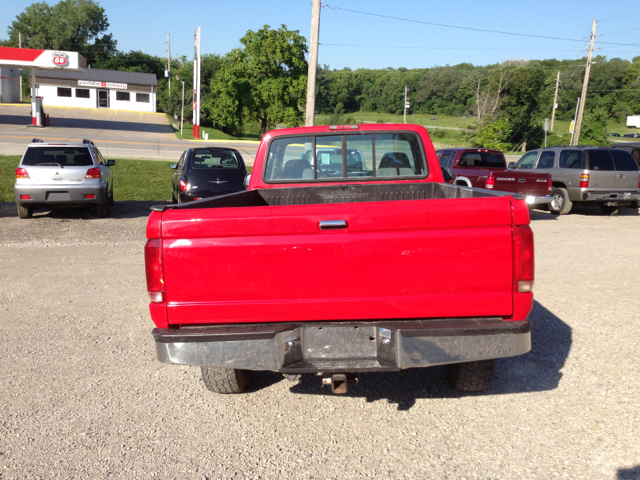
[14,139,115,219]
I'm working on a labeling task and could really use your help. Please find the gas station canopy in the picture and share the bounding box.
[0,46,87,125]
[0,46,87,72]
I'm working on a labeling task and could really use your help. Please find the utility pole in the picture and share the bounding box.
[305,0,321,126]
[167,33,171,92]
[550,71,560,132]
[570,97,580,146]
[403,86,408,124]
[573,19,598,146]
[19,33,23,102]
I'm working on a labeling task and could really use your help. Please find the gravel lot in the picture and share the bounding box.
[0,201,638,479]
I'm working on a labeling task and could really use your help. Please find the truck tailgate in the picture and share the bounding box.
[493,171,550,196]
[160,195,515,325]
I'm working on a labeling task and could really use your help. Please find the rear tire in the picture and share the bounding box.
[108,187,114,206]
[549,187,572,215]
[444,359,495,392]
[96,196,109,218]
[201,367,251,394]
[599,204,620,216]
[17,203,33,219]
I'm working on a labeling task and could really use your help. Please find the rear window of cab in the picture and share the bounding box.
[264,132,427,182]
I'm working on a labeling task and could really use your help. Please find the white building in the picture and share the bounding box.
[34,68,157,113]
[0,67,21,103]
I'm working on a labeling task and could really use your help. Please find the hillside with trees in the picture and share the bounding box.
[3,0,640,148]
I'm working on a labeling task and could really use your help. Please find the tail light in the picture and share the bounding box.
[21,195,31,200]
[16,168,30,179]
[485,174,495,190]
[85,167,101,179]
[145,239,165,303]
[547,178,553,194]
[514,226,534,293]
[638,176,640,189]
[179,179,187,192]
[579,173,589,188]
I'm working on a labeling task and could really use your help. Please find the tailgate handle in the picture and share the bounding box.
[319,220,348,230]
[518,178,526,183]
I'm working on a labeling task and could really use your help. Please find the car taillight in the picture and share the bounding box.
[179,179,187,192]
[514,226,534,293]
[145,239,165,303]
[547,178,553,194]
[485,174,495,190]
[85,167,101,179]
[579,173,589,188]
[16,168,30,179]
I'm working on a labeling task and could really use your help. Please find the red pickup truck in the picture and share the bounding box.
[145,124,534,395]
[436,148,552,207]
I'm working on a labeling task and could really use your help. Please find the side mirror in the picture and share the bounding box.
[169,163,177,169]
[508,161,516,170]
[107,160,116,167]
[244,174,251,188]
[441,167,454,183]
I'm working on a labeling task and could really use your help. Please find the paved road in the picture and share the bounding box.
[0,104,259,165]
[0,201,638,479]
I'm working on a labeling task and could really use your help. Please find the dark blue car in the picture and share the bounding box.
[170,148,248,203]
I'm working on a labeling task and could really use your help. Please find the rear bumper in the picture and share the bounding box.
[153,318,532,372]
[14,183,106,204]
[581,191,640,203]
[525,195,552,205]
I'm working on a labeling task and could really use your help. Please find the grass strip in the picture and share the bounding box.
[1,156,253,203]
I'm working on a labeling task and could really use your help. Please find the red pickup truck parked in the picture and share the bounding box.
[145,125,534,395]
[436,148,552,207]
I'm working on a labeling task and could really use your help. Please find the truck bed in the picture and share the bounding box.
[150,183,527,327]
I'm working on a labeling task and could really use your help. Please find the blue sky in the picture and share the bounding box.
[2,0,640,69]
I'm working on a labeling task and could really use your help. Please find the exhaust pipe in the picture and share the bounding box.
[322,373,358,394]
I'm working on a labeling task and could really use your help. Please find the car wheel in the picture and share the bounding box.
[549,187,572,215]
[96,196,109,218]
[108,187,114,206]
[171,191,177,204]
[17,203,33,219]
[599,204,620,216]
[201,367,251,394]
[444,359,495,392]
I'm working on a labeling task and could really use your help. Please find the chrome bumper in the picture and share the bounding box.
[153,319,532,372]
[582,191,640,203]
[525,195,552,205]
[14,183,107,204]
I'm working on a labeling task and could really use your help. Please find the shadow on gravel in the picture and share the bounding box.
[286,301,572,411]
[617,465,640,479]
[529,209,559,221]
[0,201,169,220]
[569,204,640,217]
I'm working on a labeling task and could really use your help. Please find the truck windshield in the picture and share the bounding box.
[265,132,426,182]
[21,147,94,166]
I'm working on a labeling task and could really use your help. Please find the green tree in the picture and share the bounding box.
[4,0,117,65]
[202,25,308,136]
[578,108,608,145]
[467,117,512,150]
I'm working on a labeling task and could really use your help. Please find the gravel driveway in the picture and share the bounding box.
[0,202,638,479]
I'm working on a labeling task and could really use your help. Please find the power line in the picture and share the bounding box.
[600,27,640,36]
[320,43,592,52]
[598,12,640,22]
[323,5,640,48]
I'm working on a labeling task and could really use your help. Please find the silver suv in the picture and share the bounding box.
[511,146,640,215]
[14,139,115,219]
